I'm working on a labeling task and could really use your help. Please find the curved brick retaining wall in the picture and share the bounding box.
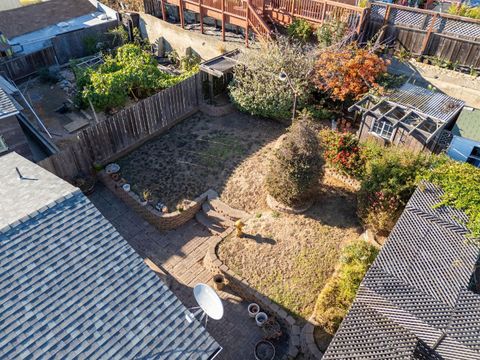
[99,171,213,230]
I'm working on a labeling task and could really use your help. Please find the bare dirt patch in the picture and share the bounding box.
[116,111,284,210]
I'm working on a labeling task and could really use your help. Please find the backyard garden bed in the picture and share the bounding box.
[116,111,284,211]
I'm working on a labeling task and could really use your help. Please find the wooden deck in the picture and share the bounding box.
[144,0,365,45]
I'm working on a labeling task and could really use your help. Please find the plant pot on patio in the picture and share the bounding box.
[213,274,225,291]
[255,312,268,327]
[254,340,275,360]
[248,303,260,318]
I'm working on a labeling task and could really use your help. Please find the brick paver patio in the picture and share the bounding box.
[89,184,287,359]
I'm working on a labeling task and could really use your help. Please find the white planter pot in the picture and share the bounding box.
[255,312,268,327]
[248,303,260,318]
[122,184,130,192]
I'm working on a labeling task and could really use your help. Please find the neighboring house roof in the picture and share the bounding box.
[0,152,221,359]
[0,0,96,39]
[0,87,18,119]
[452,107,480,143]
[323,182,480,360]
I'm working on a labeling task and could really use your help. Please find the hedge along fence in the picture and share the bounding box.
[38,73,202,180]
[362,3,480,70]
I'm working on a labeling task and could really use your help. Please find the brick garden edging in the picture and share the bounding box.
[204,230,301,359]
[99,171,215,230]
[301,318,324,360]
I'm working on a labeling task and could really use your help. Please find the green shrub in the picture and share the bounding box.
[265,117,323,207]
[424,158,480,241]
[357,146,437,235]
[76,44,197,111]
[314,241,378,334]
[316,20,347,48]
[448,4,480,19]
[229,37,314,122]
[287,19,313,43]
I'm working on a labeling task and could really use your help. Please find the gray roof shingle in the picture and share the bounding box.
[0,153,220,359]
[323,182,480,360]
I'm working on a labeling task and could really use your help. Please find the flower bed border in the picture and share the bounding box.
[99,171,215,230]
[204,229,301,359]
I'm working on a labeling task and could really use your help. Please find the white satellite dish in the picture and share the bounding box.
[185,283,224,328]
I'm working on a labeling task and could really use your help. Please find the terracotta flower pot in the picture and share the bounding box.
[213,274,225,291]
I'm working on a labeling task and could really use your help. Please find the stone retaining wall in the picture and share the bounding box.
[204,230,301,359]
[99,171,210,230]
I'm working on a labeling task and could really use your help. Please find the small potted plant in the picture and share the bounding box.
[73,175,96,195]
[141,189,152,206]
[255,312,268,327]
[248,303,260,318]
[213,274,225,291]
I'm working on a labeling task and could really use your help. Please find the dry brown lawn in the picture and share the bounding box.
[220,156,361,319]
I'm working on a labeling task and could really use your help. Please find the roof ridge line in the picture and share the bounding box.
[0,189,82,234]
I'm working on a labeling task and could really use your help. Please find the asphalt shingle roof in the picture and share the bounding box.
[0,153,220,359]
[0,0,96,39]
[323,182,480,360]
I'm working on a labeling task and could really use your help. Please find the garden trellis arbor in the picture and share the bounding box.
[144,0,365,46]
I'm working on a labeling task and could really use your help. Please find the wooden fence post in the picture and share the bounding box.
[320,0,327,23]
[161,0,167,21]
[245,0,250,47]
[383,4,391,26]
[179,0,185,28]
[420,13,438,56]
[200,0,204,34]
[221,0,226,41]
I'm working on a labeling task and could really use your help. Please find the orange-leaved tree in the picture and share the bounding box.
[313,45,388,102]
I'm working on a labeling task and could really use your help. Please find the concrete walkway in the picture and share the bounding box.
[89,184,283,360]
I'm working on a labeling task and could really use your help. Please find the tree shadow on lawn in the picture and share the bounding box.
[303,182,362,231]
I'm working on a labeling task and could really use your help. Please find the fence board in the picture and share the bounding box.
[37,75,200,180]
[364,3,480,69]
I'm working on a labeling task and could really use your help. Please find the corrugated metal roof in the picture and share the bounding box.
[451,108,480,143]
[389,83,464,123]
[0,154,220,359]
[0,87,18,119]
[323,182,480,360]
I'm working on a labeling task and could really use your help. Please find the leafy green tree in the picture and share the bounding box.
[229,37,314,122]
[424,158,480,241]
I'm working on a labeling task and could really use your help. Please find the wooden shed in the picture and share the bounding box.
[350,83,465,153]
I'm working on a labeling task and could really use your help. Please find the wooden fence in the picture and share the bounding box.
[0,47,58,81]
[52,21,119,64]
[38,73,201,180]
[363,3,480,69]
